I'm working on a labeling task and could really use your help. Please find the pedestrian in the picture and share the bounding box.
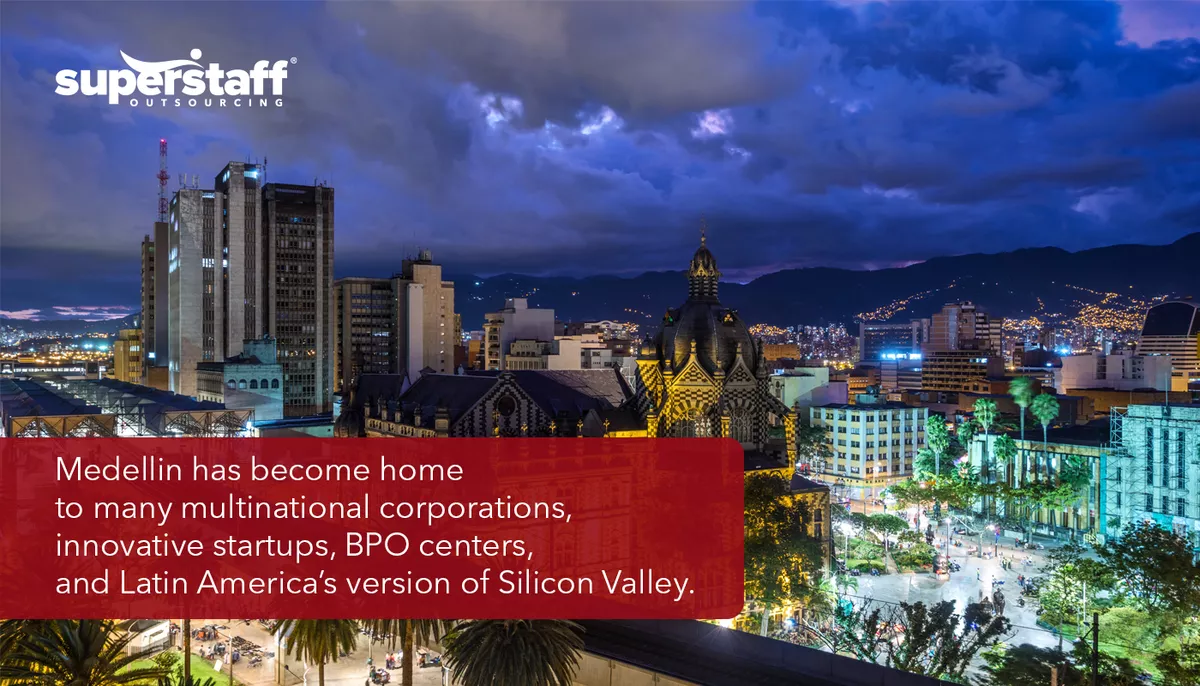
[976,570,981,581]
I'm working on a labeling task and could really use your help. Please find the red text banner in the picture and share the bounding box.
[0,438,744,620]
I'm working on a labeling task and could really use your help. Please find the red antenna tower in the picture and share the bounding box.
[157,138,170,222]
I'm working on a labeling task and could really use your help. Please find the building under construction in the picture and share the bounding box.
[1104,404,1200,547]
[0,377,253,438]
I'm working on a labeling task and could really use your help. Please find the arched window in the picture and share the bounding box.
[261,378,269,389]
[271,379,280,389]
[238,379,247,389]
[667,411,712,438]
[730,412,754,443]
[226,380,236,390]
[249,379,259,389]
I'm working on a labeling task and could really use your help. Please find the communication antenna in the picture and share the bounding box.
[157,139,169,222]
[178,173,185,189]
[192,175,199,189]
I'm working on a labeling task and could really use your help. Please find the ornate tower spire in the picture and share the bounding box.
[687,220,721,301]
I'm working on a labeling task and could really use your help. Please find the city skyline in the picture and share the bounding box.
[2,0,1199,317]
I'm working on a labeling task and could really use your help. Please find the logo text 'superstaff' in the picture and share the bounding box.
[55,49,289,106]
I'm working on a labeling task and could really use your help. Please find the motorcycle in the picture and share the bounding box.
[368,669,391,686]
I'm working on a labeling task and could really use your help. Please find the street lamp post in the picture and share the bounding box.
[838,522,854,570]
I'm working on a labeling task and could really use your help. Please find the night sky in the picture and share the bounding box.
[1,1,1198,320]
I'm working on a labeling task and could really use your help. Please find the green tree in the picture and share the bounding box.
[1030,393,1060,480]
[1155,644,1200,686]
[840,600,1010,680]
[358,620,454,686]
[1009,376,1035,442]
[272,620,360,686]
[925,415,952,477]
[744,472,824,635]
[1037,542,1114,629]
[978,641,1142,686]
[794,422,832,474]
[442,620,583,686]
[974,398,998,513]
[1098,521,1200,616]
[0,620,168,686]
[867,513,909,553]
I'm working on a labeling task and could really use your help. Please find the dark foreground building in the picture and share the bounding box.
[577,620,957,686]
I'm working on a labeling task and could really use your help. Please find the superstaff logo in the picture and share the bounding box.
[55,49,293,108]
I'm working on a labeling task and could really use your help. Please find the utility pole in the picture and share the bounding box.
[1091,612,1100,686]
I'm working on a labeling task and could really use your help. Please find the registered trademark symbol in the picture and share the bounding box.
[290,57,298,64]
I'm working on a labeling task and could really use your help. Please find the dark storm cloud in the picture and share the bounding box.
[0,0,1198,313]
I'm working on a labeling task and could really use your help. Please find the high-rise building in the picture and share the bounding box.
[1056,351,1173,392]
[141,222,170,368]
[333,251,456,392]
[140,235,156,364]
[334,277,395,391]
[483,298,556,371]
[921,350,1005,392]
[112,328,144,384]
[927,302,1002,354]
[263,182,335,416]
[165,162,264,398]
[1106,404,1200,543]
[157,162,335,415]
[858,319,929,362]
[1137,300,1200,392]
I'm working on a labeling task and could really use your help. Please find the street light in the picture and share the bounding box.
[838,522,854,569]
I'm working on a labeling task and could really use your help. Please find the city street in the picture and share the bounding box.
[184,621,449,686]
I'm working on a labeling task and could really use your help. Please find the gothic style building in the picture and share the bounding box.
[334,369,645,438]
[637,232,796,467]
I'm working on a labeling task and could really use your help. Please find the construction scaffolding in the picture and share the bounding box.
[2,377,252,438]
[1104,404,1200,547]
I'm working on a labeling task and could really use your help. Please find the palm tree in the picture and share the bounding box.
[1009,377,1035,444]
[973,397,998,514]
[442,620,583,686]
[1030,393,1060,482]
[272,620,359,686]
[358,619,453,686]
[0,620,168,686]
[992,434,1018,519]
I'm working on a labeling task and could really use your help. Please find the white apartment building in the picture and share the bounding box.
[810,398,928,498]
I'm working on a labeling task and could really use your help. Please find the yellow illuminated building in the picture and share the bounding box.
[112,328,144,384]
[637,229,795,467]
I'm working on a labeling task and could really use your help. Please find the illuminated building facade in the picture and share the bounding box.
[858,319,929,362]
[483,298,557,371]
[334,251,456,392]
[920,350,1005,392]
[636,233,795,466]
[112,328,144,384]
[809,396,927,497]
[927,301,1003,354]
[1137,300,1200,392]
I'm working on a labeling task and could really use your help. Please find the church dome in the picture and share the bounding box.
[648,225,758,375]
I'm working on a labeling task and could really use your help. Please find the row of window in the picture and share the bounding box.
[226,378,280,390]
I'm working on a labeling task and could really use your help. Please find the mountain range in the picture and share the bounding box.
[4,233,1196,336]
[451,232,1200,331]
